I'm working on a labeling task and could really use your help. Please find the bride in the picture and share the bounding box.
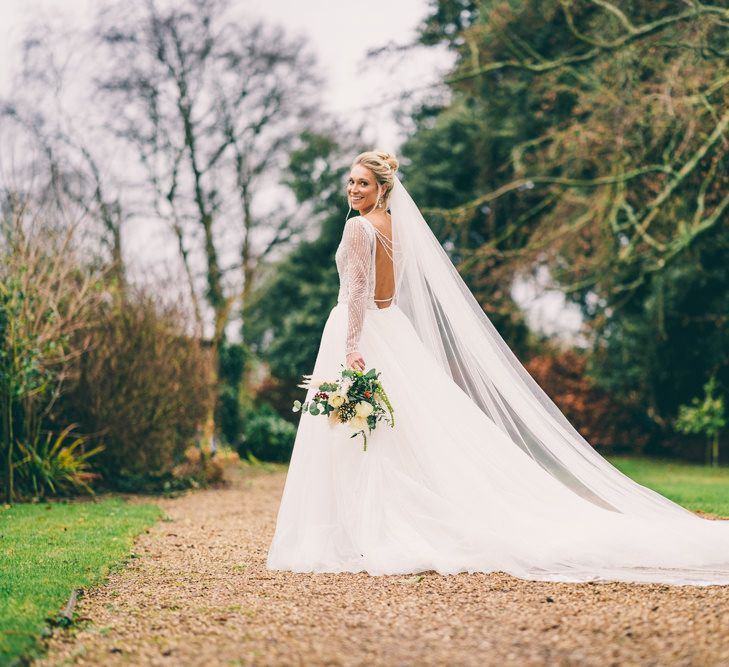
[267,150,729,585]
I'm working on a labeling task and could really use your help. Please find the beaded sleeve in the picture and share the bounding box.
[343,218,372,356]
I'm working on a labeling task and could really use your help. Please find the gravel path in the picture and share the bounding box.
[37,466,729,667]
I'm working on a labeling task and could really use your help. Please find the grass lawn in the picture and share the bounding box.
[0,498,160,665]
[609,456,729,518]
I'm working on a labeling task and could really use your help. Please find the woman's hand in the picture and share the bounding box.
[346,351,365,372]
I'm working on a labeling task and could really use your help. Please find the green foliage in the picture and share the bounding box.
[217,384,243,447]
[0,214,103,503]
[241,404,297,463]
[675,378,726,438]
[0,276,56,401]
[589,243,729,440]
[419,0,478,47]
[675,378,726,467]
[219,342,247,386]
[0,277,60,502]
[14,426,103,498]
[216,342,247,447]
[284,131,350,212]
[0,499,160,665]
[401,102,483,213]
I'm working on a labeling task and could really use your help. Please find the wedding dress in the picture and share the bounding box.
[267,176,729,585]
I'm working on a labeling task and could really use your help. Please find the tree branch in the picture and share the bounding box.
[447,4,729,85]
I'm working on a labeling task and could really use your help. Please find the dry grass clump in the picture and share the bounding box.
[172,445,241,485]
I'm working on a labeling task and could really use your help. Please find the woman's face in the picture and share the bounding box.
[346,164,380,213]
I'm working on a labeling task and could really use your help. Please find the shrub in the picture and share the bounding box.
[0,210,105,502]
[1,205,214,497]
[675,378,726,467]
[241,404,297,462]
[59,290,214,488]
[172,444,241,485]
[525,349,654,454]
[218,384,243,448]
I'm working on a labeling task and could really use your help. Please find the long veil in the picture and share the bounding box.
[388,175,696,520]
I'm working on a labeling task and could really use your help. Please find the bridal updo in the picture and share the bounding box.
[352,150,399,209]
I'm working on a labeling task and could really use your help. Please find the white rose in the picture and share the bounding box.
[329,393,345,408]
[350,415,369,431]
[355,401,374,417]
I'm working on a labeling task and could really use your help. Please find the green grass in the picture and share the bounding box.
[0,498,160,665]
[609,456,729,517]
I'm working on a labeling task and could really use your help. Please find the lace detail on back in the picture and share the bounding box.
[335,216,395,355]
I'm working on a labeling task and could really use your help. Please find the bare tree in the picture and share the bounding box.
[95,0,320,349]
[0,27,129,283]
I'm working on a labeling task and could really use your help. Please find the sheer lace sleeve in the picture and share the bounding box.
[343,217,372,356]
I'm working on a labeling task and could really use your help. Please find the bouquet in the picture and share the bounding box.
[292,366,395,451]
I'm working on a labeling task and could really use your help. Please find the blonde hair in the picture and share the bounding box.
[352,150,399,209]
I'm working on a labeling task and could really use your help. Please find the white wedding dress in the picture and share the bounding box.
[267,179,729,586]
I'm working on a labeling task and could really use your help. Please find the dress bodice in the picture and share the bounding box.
[335,216,394,355]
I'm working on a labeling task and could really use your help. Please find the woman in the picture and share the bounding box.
[267,150,729,585]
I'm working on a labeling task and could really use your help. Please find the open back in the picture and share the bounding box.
[366,216,396,308]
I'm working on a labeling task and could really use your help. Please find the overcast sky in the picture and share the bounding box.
[0,0,451,148]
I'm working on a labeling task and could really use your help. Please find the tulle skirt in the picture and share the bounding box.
[267,303,729,585]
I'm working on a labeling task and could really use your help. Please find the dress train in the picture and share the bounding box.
[267,302,729,585]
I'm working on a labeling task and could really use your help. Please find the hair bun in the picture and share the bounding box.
[375,150,399,173]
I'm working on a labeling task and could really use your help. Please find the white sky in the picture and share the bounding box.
[0,0,451,148]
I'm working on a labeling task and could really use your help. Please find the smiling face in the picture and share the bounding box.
[346,164,381,213]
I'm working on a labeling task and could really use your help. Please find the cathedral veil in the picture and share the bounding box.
[388,175,695,520]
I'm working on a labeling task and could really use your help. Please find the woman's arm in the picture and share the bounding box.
[343,218,371,371]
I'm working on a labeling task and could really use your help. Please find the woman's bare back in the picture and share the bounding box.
[363,213,395,308]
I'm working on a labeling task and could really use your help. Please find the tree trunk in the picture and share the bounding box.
[172,222,204,337]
